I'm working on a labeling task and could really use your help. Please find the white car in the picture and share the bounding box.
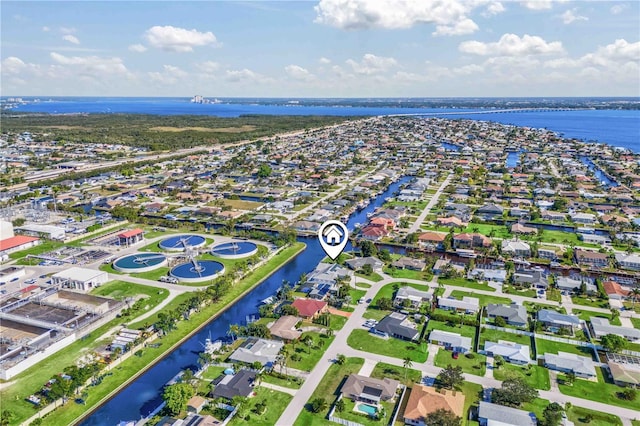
[24,278,37,285]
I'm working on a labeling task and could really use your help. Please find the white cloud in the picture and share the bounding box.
[50,52,130,76]
[1,56,27,74]
[285,65,315,81]
[453,64,484,75]
[559,8,588,24]
[42,26,50,32]
[144,25,218,52]
[59,26,76,34]
[459,33,564,56]
[346,53,397,75]
[196,61,220,73]
[148,65,188,84]
[319,57,331,64]
[610,4,627,15]
[314,0,480,35]
[62,34,80,45]
[128,44,147,53]
[520,1,552,10]
[225,68,265,83]
[483,2,505,16]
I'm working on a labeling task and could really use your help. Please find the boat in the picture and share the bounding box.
[259,296,275,305]
[202,338,222,355]
[366,212,374,218]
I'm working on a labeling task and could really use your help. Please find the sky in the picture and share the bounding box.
[1,0,639,97]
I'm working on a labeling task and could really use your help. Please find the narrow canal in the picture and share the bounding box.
[81,177,411,425]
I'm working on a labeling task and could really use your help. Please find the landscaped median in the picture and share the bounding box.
[5,242,305,426]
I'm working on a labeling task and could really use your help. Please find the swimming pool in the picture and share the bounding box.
[357,403,377,415]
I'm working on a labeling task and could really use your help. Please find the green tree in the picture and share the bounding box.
[336,354,346,365]
[0,410,14,426]
[163,383,195,415]
[424,408,461,426]
[494,316,506,327]
[377,297,393,311]
[360,263,373,276]
[360,240,377,257]
[437,364,464,390]
[542,402,564,426]
[492,378,538,407]
[403,356,413,382]
[310,398,327,413]
[601,334,627,352]
[257,164,273,178]
[335,399,345,412]
[280,304,299,316]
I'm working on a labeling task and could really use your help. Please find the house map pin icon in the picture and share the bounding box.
[318,220,349,261]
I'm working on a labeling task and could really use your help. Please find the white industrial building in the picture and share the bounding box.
[51,267,108,291]
[16,224,66,240]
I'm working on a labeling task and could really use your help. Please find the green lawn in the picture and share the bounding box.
[355,282,373,288]
[462,223,511,239]
[503,284,537,299]
[493,363,550,390]
[91,280,169,311]
[286,331,334,372]
[371,362,422,386]
[347,329,428,362]
[521,397,550,420]
[229,386,292,426]
[371,282,432,306]
[559,367,640,411]
[631,420,640,426]
[459,382,483,426]
[427,320,477,342]
[434,349,486,376]
[571,295,610,309]
[449,290,511,307]
[328,314,348,331]
[478,328,533,348]
[356,272,383,282]
[362,308,392,321]
[567,405,623,426]
[572,309,622,326]
[349,288,367,304]
[535,338,596,360]
[546,288,562,302]
[261,372,302,389]
[8,240,64,260]
[632,317,640,330]
[294,357,364,426]
[12,242,306,426]
[200,365,227,380]
[438,277,496,292]
[383,267,429,280]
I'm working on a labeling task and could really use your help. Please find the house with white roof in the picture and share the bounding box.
[544,351,596,379]
[591,317,640,341]
[429,330,472,353]
[501,239,531,258]
[484,341,531,365]
[478,401,536,426]
[438,296,480,314]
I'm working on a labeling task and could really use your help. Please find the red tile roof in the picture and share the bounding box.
[0,235,39,251]
[291,298,327,317]
[118,228,144,238]
[603,281,630,297]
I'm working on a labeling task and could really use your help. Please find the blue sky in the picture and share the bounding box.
[1,1,639,97]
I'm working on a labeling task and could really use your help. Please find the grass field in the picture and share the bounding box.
[383,267,428,280]
[534,338,596,360]
[493,363,551,390]
[371,362,422,386]
[434,349,486,376]
[438,277,496,292]
[294,357,364,426]
[371,282,432,305]
[559,367,640,411]
[286,331,334,372]
[223,199,264,210]
[355,272,383,282]
[261,372,302,389]
[572,308,622,325]
[567,405,623,426]
[347,329,428,362]
[503,284,537,298]
[228,386,292,426]
[521,397,550,420]
[571,295,609,308]
[478,328,533,348]
[427,320,477,341]
[449,290,511,307]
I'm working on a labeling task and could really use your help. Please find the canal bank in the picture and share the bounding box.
[80,176,411,425]
[40,243,304,426]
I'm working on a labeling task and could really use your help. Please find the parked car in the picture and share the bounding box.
[25,278,37,285]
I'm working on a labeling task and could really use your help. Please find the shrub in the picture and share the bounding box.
[465,353,475,359]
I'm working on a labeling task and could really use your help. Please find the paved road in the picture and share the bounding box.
[276,271,640,425]
[408,173,453,233]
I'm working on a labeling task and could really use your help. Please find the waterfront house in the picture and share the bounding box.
[438,296,480,314]
[340,374,399,405]
[603,281,630,300]
[615,253,640,271]
[228,338,283,366]
[537,309,580,333]
[513,269,548,289]
[394,286,433,309]
[428,330,472,353]
[574,249,609,267]
[345,256,384,271]
[556,276,597,294]
[268,315,302,341]
[373,312,420,341]
[511,223,537,235]
[486,303,528,327]
[403,385,465,426]
[570,212,596,224]
[542,211,566,222]
[210,369,256,401]
[453,233,492,249]
[291,298,328,319]
[501,239,531,258]
[478,401,536,426]
[608,361,640,387]
[468,267,507,282]
[418,232,447,250]
[476,203,504,220]
[437,216,466,228]
[544,352,596,379]
[391,257,426,271]
[483,341,531,365]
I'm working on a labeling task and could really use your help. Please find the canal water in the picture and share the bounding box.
[578,156,619,187]
[81,177,411,425]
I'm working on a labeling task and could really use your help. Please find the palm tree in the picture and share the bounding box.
[403,356,413,382]
[228,324,240,342]
[631,287,640,309]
